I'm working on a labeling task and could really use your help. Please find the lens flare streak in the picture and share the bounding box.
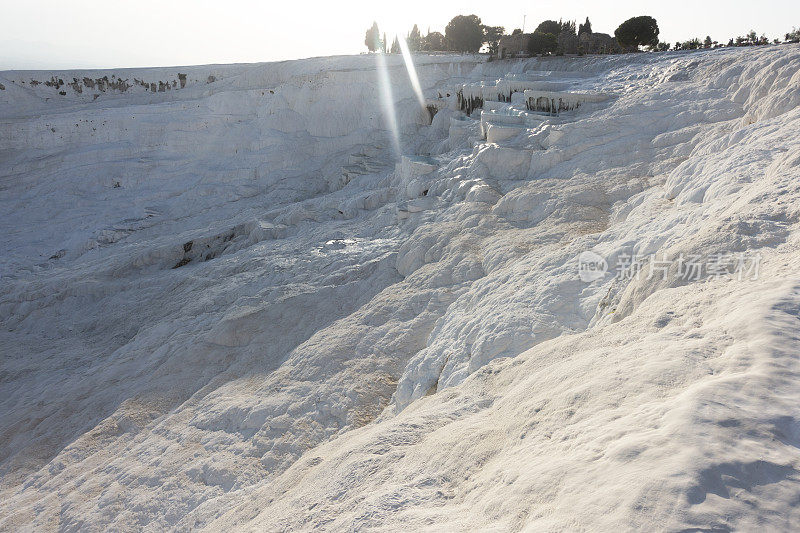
[397,37,426,110]
[375,49,401,158]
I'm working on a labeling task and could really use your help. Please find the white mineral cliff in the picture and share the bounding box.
[1,45,800,530]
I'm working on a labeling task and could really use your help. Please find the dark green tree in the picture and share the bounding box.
[424,31,446,51]
[578,17,592,36]
[390,36,400,54]
[528,31,558,55]
[681,38,701,50]
[704,36,712,48]
[408,24,422,52]
[535,20,562,36]
[614,16,660,50]
[445,14,484,52]
[365,22,380,52]
[483,25,505,55]
[536,19,575,38]
[512,28,523,35]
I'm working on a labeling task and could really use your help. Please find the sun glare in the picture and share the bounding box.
[398,36,427,110]
[374,48,402,158]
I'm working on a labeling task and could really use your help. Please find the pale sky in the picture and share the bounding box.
[2,0,798,69]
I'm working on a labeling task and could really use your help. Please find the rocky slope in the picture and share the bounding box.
[1,46,800,530]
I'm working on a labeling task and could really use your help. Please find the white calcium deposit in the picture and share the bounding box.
[2,46,800,530]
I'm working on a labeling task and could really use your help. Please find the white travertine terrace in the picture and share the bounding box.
[523,89,612,114]
[3,46,800,531]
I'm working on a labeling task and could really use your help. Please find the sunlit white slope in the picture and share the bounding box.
[1,45,800,531]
